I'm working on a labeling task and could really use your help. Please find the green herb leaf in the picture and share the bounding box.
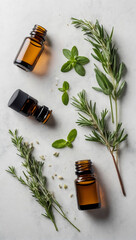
[62,92,69,105]
[52,129,77,149]
[58,81,70,106]
[76,56,90,65]
[91,53,100,62]
[61,46,89,76]
[58,88,64,92]
[63,49,71,59]
[63,81,69,91]
[52,139,67,148]
[116,81,126,98]
[67,129,77,142]
[92,87,103,92]
[95,71,107,91]
[117,62,125,82]
[71,46,78,57]
[93,48,104,62]
[74,63,85,76]
[95,68,113,91]
[61,61,73,72]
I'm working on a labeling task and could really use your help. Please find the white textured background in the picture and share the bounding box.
[0,0,136,239]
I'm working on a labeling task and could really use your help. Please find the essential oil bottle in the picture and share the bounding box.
[14,25,47,72]
[8,89,52,124]
[75,160,101,210]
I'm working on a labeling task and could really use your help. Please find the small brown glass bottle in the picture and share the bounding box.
[75,160,101,210]
[8,89,52,124]
[14,25,47,71]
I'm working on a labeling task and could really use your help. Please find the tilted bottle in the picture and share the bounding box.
[8,89,52,124]
[75,160,101,210]
[14,25,47,71]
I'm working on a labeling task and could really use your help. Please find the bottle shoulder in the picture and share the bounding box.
[23,37,43,48]
[75,175,96,184]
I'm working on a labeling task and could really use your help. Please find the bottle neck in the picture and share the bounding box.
[75,160,94,176]
[33,104,50,123]
[30,25,47,44]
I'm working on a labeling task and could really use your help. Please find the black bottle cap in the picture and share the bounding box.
[8,89,29,112]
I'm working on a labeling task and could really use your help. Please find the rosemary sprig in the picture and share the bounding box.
[72,90,127,196]
[71,18,127,164]
[6,130,80,232]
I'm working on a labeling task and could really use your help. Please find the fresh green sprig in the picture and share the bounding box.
[71,17,127,167]
[7,130,80,232]
[61,46,89,76]
[71,18,126,120]
[58,81,69,105]
[72,90,127,196]
[52,129,77,149]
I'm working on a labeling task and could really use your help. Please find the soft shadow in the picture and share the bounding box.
[86,165,110,220]
[32,36,52,76]
[46,114,57,128]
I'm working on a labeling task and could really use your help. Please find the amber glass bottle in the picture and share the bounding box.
[14,25,47,71]
[8,89,52,124]
[75,160,101,210]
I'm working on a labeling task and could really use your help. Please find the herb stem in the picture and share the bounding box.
[115,98,119,165]
[52,205,80,232]
[110,72,119,165]
[109,95,114,123]
[90,109,125,195]
[48,214,58,231]
[109,148,126,196]
[115,98,118,129]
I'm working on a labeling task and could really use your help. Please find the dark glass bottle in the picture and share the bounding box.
[8,89,52,124]
[75,160,101,210]
[14,25,47,72]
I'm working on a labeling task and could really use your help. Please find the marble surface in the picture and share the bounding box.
[0,0,136,239]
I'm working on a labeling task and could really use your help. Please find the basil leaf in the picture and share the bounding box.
[62,92,69,105]
[63,81,69,91]
[76,56,90,65]
[71,46,78,58]
[58,88,64,92]
[61,61,73,72]
[67,129,77,142]
[63,49,71,59]
[74,63,85,76]
[52,139,67,148]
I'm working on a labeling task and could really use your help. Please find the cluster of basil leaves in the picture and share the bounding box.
[58,81,69,105]
[52,129,77,149]
[61,46,89,76]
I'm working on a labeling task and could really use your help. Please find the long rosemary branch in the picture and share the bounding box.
[71,18,127,166]
[72,90,127,196]
[6,129,80,232]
